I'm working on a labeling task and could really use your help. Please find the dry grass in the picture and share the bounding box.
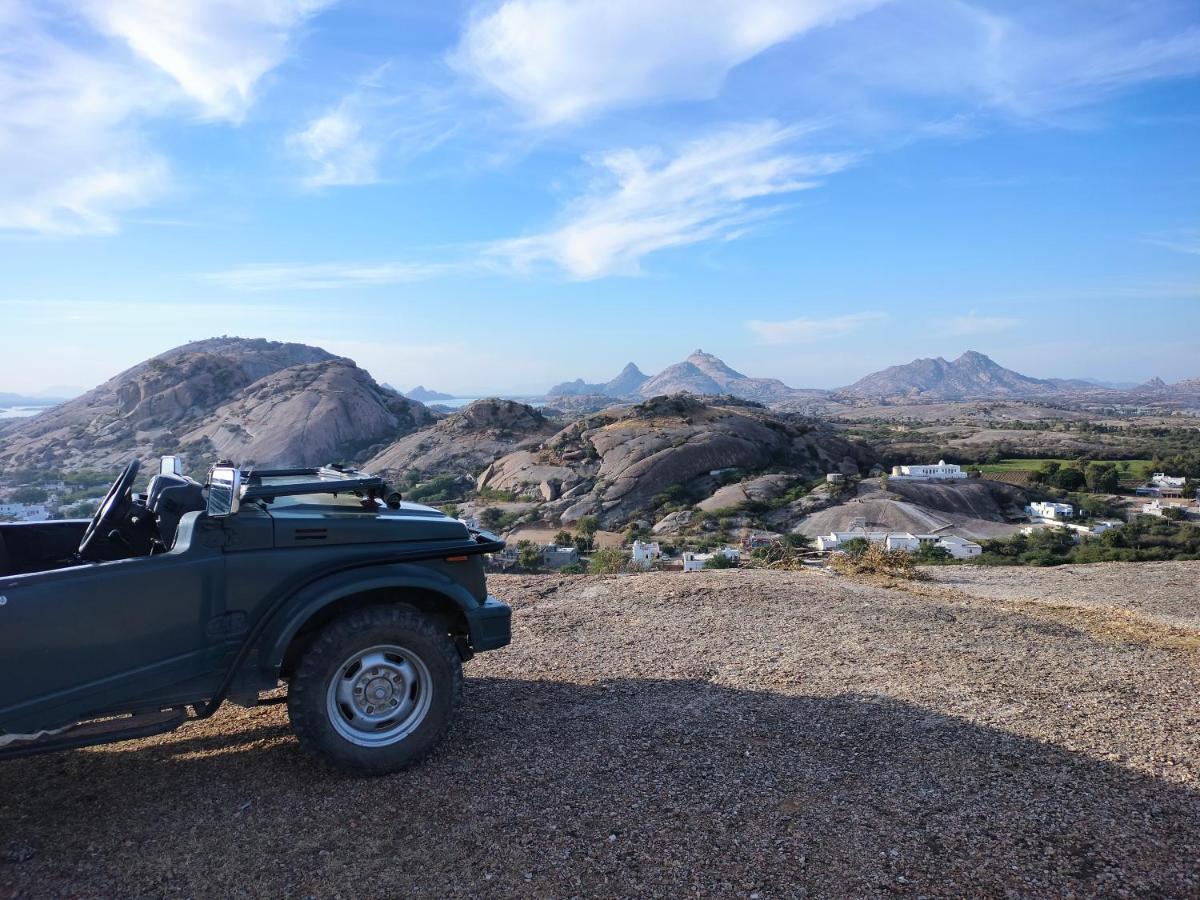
[829,544,928,580]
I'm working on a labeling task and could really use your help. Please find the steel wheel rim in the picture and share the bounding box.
[325,644,433,747]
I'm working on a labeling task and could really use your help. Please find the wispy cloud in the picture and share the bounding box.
[488,121,856,279]
[0,0,329,235]
[79,0,334,122]
[1144,228,1200,256]
[205,261,464,291]
[289,99,382,188]
[940,312,1022,336]
[746,312,886,345]
[451,0,885,125]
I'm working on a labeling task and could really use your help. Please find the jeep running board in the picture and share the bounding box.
[0,708,189,760]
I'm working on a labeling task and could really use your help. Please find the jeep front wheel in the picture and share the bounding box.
[287,604,462,775]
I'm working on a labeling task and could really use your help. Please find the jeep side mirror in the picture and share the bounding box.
[207,466,242,517]
[160,455,184,477]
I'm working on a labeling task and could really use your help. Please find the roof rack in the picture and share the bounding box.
[238,464,403,508]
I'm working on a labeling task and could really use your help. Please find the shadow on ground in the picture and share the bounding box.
[0,678,1196,897]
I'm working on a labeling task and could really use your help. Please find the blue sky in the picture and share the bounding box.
[0,0,1197,396]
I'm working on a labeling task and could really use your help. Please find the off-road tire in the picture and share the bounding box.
[287,604,462,775]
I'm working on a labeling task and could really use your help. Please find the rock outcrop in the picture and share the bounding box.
[477,395,873,527]
[0,337,432,472]
[180,359,433,467]
[365,399,557,478]
[0,338,338,470]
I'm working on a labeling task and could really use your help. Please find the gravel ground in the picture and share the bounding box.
[1,563,1197,898]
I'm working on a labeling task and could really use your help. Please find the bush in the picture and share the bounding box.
[703,552,737,570]
[588,547,630,575]
[830,544,926,580]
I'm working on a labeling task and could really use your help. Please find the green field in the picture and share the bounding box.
[975,458,1154,478]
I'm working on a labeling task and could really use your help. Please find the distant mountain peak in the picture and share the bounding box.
[841,351,1097,399]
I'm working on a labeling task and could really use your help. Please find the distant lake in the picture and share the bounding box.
[0,406,46,419]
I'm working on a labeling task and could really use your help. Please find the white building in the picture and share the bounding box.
[1027,501,1074,520]
[816,530,980,559]
[0,502,49,522]
[682,547,740,572]
[889,460,966,481]
[936,535,982,559]
[1151,473,1186,489]
[630,539,662,569]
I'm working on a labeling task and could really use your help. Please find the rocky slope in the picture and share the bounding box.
[180,359,433,468]
[365,399,557,479]
[404,385,455,402]
[795,477,1030,540]
[546,362,649,398]
[0,338,431,471]
[840,350,1099,399]
[476,395,873,526]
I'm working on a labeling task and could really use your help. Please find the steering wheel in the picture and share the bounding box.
[78,459,140,561]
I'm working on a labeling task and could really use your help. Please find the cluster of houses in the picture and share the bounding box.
[814,530,982,559]
[0,501,51,522]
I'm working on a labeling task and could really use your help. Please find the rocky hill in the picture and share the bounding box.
[365,399,557,479]
[476,394,873,527]
[180,359,433,468]
[840,350,1098,399]
[0,338,431,471]
[546,362,650,398]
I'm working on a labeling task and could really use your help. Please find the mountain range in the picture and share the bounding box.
[547,350,822,404]
[547,349,1200,404]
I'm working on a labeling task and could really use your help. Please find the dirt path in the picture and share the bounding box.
[1,566,1196,898]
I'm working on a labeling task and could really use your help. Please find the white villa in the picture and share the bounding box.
[682,547,741,572]
[1151,473,1186,489]
[889,460,967,481]
[0,502,49,522]
[630,539,663,569]
[815,530,981,559]
[1027,501,1074,520]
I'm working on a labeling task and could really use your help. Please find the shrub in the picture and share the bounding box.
[703,552,737,570]
[588,547,630,575]
[830,544,926,580]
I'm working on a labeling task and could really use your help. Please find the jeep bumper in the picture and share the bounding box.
[466,597,512,652]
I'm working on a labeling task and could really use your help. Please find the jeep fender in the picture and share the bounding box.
[257,562,480,674]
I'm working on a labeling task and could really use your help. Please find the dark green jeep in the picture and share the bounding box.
[0,457,510,775]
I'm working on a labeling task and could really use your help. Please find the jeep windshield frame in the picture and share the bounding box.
[233,465,401,508]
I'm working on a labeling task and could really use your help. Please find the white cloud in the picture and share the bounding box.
[489,121,856,279]
[940,312,1022,336]
[79,0,333,122]
[289,102,381,188]
[1144,228,1200,256]
[0,0,329,236]
[451,0,884,124]
[799,0,1200,121]
[205,261,461,291]
[745,311,885,344]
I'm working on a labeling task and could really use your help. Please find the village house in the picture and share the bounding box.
[1027,501,1074,520]
[888,460,967,481]
[0,502,50,522]
[630,539,662,569]
[1136,473,1187,498]
[682,547,740,572]
[542,544,580,570]
[815,530,981,559]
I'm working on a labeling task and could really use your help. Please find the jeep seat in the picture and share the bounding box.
[145,474,206,549]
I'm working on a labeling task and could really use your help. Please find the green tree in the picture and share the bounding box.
[576,516,599,540]
[9,486,47,504]
[703,552,737,569]
[588,547,629,575]
[517,540,542,571]
[553,530,573,546]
